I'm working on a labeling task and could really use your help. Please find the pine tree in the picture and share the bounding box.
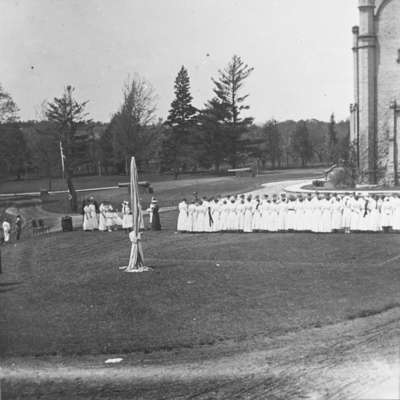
[162,66,197,178]
[211,55,254,168]
[197,99,230,172]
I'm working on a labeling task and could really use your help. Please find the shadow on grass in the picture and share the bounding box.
[0,281,23,294]
[346,302,400,321]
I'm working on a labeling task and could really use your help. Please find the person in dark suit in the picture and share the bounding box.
[151,199,161,231]
[15,215,22,240]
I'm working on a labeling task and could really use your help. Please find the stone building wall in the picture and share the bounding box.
[352,0,400,184]
[375,0,400,184]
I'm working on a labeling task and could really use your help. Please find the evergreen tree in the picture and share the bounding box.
[211,55,254,168]
[291,121,313,167]
[328,113,339,164]
[197,98,230,172]
[162,66,197,178]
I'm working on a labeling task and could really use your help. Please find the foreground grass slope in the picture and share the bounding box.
[1,211,400,357]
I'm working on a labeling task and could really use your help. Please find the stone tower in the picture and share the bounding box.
[350,0,400,185]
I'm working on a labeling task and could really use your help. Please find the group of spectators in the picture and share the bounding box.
[82,196,161,232]
[1,215,22,244]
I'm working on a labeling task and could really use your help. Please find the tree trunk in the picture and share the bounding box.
[65,169,78,212]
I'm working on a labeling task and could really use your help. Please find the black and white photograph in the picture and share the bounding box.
[1,0,400,398]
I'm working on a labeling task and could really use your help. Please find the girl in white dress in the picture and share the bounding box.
[237,198,246,232]
[227,198,238,231]
[252,196,262,232]
[286,196,297,231]
[342,194,352,234]
[187,201,196,232]
[330,195,342,232]
[320,195,332,233]
[243,197,253,233]
[261,195,271,232]
[177,199,189,232]
[210,198,221,232]
[220,200,229,232]
[269,197,279,232]
[105,204,115,232]
[2,220,11,242]
[277,195,288,231]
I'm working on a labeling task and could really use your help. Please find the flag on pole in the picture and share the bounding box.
[59,140,65,177]
[121,156,149,273]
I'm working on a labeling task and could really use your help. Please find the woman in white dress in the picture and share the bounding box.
[227,198,238,232]
[121,201,133,232]
[243,197,253,233]
[286,196,297,231]
[368,195,381,232]
[177,199,189,232]
[391,194,400,230]
[381,196,394,231]
[237,198,246,232]
[83,204,92,231]
[261,195,271,231]
[295,195,306,232]
[330,194,342,232]
[320,195,332,233]
[303,194,313,232]
[341,194,352,234]
[210,198,221,232]
[220,200,229,232]
[98,203,107,231]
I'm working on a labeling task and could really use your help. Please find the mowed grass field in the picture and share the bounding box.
[1,210,400,357]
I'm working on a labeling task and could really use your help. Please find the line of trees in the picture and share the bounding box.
[0,54,351,209]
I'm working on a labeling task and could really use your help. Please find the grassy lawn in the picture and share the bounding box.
[40,169,324,213]
[1,209,400,357]
[0,173,214,194]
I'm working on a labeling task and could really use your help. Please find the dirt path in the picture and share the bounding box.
[2,307,399,399]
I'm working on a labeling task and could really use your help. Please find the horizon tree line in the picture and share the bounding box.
[0,55,352,211]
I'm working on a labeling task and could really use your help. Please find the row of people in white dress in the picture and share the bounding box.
[177,194,400,233]
[83,201,133,232]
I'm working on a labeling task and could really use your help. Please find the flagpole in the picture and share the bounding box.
[59,140,65,179]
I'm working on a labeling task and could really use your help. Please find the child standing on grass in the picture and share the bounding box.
[2,219,11,243]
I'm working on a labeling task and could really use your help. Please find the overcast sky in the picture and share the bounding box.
[0,0,358,123]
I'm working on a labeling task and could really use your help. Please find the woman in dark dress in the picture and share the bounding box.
[151,199,161,231]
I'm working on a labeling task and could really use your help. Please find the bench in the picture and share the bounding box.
[32,219,50,235]
[228,168,254,178]
[118,181,154,193]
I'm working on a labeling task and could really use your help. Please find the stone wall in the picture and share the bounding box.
[375,0,400,184]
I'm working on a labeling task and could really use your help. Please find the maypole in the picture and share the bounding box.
[120,157,150,273]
